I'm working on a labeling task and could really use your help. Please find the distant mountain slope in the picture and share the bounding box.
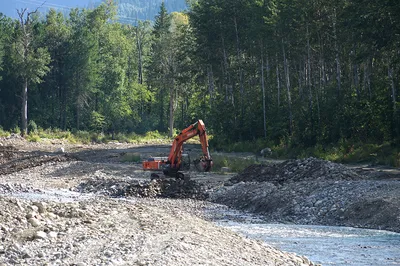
[0,0,187,22]
[0,0,91,18]
[116,0,187,24]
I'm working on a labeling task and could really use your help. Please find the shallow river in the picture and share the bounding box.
[214,210,400,266]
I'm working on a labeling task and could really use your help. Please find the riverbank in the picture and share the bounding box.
[1,136,399,265]
[210,158,400,233]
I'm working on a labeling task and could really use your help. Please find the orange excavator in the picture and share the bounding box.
[142,119,213,179]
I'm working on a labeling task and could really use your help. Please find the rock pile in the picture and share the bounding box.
[76,177,209,200]
[211,157,400,232]
[0,183,40,194]
[229,157,362,185]
[0,147,73,175]
[0,146,19,164]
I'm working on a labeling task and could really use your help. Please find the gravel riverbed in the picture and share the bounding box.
[1,135,399,265]
[0,137,315,266]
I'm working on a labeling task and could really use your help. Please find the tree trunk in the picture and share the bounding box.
[282,39,293,135]
[353,62,360,100]
[60,85,67,130]
[21,78,28,136]
[364,59,372,100]
[137,30,143,85]
[220,34,232,104]
[388,64,397,136]
[261,47,266,138]
[158,86,165,132]
[333,8,341,98]
[207,65,215,100]
[76,104,80,131]
[261,46,267,139]
[169,83,175,138]
[307,25,313,116]
[276,53,281,106]
[298,61,303,99]
[233,15,244,139]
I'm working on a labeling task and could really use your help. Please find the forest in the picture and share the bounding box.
[0,0,399,163]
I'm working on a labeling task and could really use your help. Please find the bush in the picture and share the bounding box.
[28,120,38,134]
[12,125,21,134]
[211,154,257,173]
[0,127,9,137]
[121,153,141,163]
[73,131,90,144]
[27,133,41,142]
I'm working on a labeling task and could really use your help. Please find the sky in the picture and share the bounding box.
[0,0,92,18]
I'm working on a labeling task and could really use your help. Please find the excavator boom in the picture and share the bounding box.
[142,120,213,179]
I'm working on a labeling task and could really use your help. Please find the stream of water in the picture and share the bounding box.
[214,210,400,266]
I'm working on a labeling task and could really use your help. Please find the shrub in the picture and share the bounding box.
[27,133,41,142]
[28,120,38,134]
[12,125,21,134]
[0,127,9,137]
[211,154,257,173]
[121,153,141,163]
[74,131,90,144]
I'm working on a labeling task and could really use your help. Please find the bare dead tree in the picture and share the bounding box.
[15,3,46,136]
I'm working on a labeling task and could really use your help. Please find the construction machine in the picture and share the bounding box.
[142,119,213,179]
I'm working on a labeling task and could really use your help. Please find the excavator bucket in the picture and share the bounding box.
[194,158,213,172]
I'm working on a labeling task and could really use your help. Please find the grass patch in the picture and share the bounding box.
[26,133,41,142]
[0,127,9,137]
[211,137,400,167]
[121,152,141,163]
[212,154,258,173]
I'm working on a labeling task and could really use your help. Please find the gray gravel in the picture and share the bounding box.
[0,138,316,266]
[210,158,400,233]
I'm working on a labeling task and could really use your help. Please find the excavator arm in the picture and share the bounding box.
[142,119,213,179]
[166,120,212,174]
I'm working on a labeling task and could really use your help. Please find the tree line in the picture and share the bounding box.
[0,0,398,149]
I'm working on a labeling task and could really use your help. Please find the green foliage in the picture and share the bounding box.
[90,111,106,132]
[121,152,141,163]
[212,154,258,173]
[28,120,38,134]
[0,127,9,137]
[73,131,91,144]
[26,133,41,142]
[12,125,21,134]
[0,0,398,167]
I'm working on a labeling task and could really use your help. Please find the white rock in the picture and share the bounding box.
[46,212,58,219]
[48,231,58,238]
[56,147,65,153]
[35,231,47,239]
[26,212,37,219]
[28,205,39,212]
[28,218,41,227]
[33,202,47,213]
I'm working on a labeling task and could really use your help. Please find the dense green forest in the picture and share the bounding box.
[0,0,399,160]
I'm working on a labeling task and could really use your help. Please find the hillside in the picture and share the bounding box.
[0,0,187,22]
[117,0,187,23]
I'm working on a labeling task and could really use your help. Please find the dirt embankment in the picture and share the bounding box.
[0,137,316,266]
[211,158,400,233]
